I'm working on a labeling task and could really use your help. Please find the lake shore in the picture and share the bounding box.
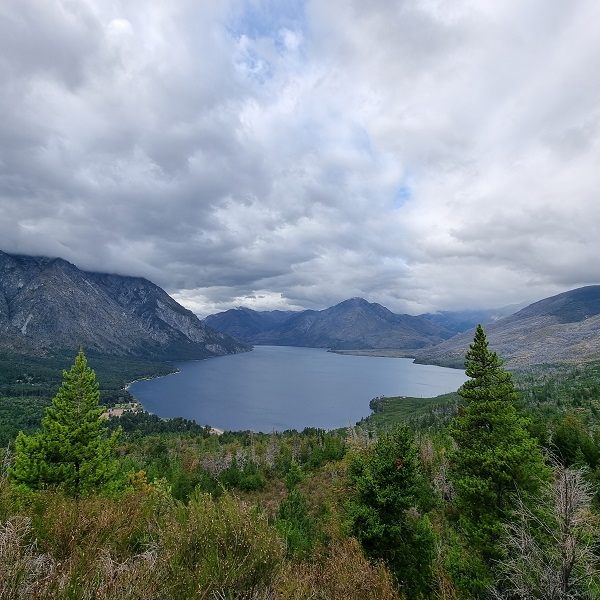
[328,349,418,358]
[124,367,180,391]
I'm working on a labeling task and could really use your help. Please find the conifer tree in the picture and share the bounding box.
[449,325,548,560]
[10,349,120,497]
[346,425,435,597]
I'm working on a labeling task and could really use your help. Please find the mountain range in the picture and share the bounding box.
[206,288,600,368]
[205,297,528,352]
[2,249,600,369]
[0,251,248,360]
[205,297,455,350]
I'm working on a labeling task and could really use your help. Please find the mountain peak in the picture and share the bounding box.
[0,250,249,360]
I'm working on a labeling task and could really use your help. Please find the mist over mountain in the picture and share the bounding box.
[0,251,248,360]
[206,298,453,350]
[414,286,600,368]
[418,302,528,335]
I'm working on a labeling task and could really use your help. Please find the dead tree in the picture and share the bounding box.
[492,462,599,599]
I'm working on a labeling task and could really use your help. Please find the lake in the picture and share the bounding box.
[128,346,467,432]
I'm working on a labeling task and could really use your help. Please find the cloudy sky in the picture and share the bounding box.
[1,0,599,317]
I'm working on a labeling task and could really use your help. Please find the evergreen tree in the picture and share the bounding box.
[275,461,315,559]
[346,424,435,597]
[449,325,548,559]
[10,349,120,497]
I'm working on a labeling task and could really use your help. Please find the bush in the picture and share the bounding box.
[346,425,435,597]
[160,491,284,597]
[277,537,398,600]
[275,488,315,560]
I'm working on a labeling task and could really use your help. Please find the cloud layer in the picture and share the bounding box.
[1,0,599,316]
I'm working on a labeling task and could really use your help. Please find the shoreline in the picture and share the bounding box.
[124,367,180,391]
[123,367,180,415]
[328,349,418,359]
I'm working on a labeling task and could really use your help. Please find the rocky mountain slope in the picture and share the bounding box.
[204,307,295,344]
[206,297,453,350]
[0,251,249,360]
[414,286,600,368]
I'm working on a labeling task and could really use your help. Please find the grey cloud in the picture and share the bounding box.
[1,0,600,316]
[0,0,103,88]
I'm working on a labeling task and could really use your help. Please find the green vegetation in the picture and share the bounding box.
[0,350,175,403]
[10,350,121,497]
[346,424,435,597]
[1,331,600,598]
[449,325,549,560]
[361,391,460,431]
[0,350,175,449]
[0,396,54,447]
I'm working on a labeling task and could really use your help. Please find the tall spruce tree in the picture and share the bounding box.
[10,349,120,497]
[449,325,548,560]
[346,424,435,597]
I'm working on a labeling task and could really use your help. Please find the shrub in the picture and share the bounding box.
[160,491,284,597]
[275,487,315,560]
[277,537,398,600]
[346,424,435,597]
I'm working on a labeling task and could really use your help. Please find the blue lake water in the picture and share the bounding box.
[128,346,467,432]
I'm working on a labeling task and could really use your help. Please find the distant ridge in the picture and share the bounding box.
[206,297,453,350]
[418,302,527,335]
[0,250,249,360]
[414,285,600,367]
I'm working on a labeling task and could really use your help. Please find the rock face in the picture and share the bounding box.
[0,251,249,359]
[414,286,600,368]
[206,297,453,350]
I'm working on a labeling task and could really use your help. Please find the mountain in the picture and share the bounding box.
[206,297,453,350]
[418,302,528,335]
[0,250,249,360]
[414,285,600,368]
[204,307,295,344]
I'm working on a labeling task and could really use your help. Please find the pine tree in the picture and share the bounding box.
[10,349,120,497]
[346,425,435,597]
[449,325,549,560]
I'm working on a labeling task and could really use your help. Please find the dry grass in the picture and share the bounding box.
[277,537,399,600]
[159,491,285,598]
[29,490,158,563]
[0,516,56,599]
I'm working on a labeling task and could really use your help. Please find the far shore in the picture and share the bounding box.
[328,349,418,358]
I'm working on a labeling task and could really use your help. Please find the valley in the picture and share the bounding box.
[2,250,600,599]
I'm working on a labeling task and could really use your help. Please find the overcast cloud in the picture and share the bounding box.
[1,0,599,316]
